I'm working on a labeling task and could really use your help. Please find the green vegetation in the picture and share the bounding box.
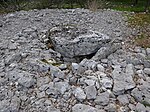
[108,0,150,12]
[0,0,150,13]
[0,0,87,13]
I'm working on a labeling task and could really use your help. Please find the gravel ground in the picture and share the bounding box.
[0,9,150,112]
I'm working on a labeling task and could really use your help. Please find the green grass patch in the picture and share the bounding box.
[114,6,145,12]
[108,0,149,12]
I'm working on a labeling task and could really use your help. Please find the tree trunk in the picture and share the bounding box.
[70,0,73,8]
[133,0,138,6]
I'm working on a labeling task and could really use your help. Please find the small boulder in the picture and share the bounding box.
[73,87,86,101]
[54,82,70,94]
[17,71,36,88]
[144,68,150,76]
[72,104,98,112]
[95,91,110,106]
[85,85,97,100]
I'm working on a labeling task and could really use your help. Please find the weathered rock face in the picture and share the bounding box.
[112,64,136,95]
[47,26,111,60]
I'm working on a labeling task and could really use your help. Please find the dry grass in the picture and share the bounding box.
[128,13,150,48]
[128,13,150,27]
[87,0,99,11]
[134,33,150,48]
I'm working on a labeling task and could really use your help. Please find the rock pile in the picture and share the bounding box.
[0,9,150,112]
[46,25,111,61]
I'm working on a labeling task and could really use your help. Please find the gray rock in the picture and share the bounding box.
[112,65,135,95]
[72,63,79,73]
[50,65,65,79]
[46,87,60,98]
[44,100,52,106]
[7,70,22,81]
[117,94,129,105]
[37,91,46,98]
[135,65,144,70]
[104,103,117,112]
[101,77,113,89]
[84,79,95,86]
[85,85,97,100]
[47,26,111,59]
[23,27,37,35]
[8,42,18,50]
[0,21,3,27]
[95,91,109,106]
[6,53,22,65]
[126,64,135,77]
[143,60,150,68]
[17,71,36,88]
[72,104,98,112]
[20,95,28,102]
[0,100,11,112]
[69,76,78,85]
[5,13,16,18]
[135,103,146,112]
[134,47,142,53]
[97,110,106,112]
[39,83,53,91]
[37,76,50,87]
[131,81,150,104]
[101,59,108,64]
[24,58,50,73]
[96,71,107,78]
[131,88,143,102]
[0,96,20,112]
[63,92,71,100]
[73,87,86,101]
[126,57,142,65]
[146,106,150,112]
[92,43,121,61]
[146,48,150,56]
[58,64,67,70]
[77,59,97,74]
[128,103,136,111]
[119,106,129,112]
[144,68,150,75]
[142,49,147,55]
[9,96,21,112]
[137,53,146,59]
[47,106,61,112]
[97,64,105,72]
[54,82,70,94]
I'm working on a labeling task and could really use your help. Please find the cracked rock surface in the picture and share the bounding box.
[0,9,150,112]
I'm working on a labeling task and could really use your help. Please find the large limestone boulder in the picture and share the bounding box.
[46,25,111,60]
